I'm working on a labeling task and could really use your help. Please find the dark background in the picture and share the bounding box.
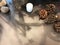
[28,0,60,5]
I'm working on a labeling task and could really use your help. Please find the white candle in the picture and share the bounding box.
[26,3,33,12]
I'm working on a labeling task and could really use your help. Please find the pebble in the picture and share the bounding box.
[1,6,9,13]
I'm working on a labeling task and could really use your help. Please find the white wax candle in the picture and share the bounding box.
[26,3,33,12]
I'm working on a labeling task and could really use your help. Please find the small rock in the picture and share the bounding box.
[1,6,9,13]
[0,0,6,7]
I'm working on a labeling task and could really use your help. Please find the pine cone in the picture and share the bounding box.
[39,9,48,19]
[54,22,60,33]
[46,4,56,14]
[45,14,56,24]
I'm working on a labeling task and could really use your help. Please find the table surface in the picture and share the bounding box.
[0,12,60,45]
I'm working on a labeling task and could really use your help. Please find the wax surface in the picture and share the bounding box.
[26,3,33,12]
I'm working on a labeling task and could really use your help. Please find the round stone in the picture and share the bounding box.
[0,0,6,7]
[1,6,9,13]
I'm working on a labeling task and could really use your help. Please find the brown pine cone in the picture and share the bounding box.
[39,9,48,19]
[54,22,60,33]
[44,14,56,24]
[46,4,56,14]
